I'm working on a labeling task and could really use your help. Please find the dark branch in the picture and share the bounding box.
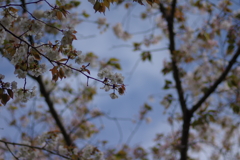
[29,75,74,146]
[190,47,240,113]
[20,0,73,147]
[159,0,187,114]
[0,139,71,159]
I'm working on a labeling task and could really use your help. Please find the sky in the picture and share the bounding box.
[74,1,174,148]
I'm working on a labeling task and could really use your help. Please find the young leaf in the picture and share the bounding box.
[93,1,106,14]
[133,0,144,5]
[7,89,13,99]
[56,11,63,20]
[141,51,151,61]
[1,94,10,105]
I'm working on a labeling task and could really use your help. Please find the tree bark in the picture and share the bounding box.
[30,75,74,146]
[180,110,192,160]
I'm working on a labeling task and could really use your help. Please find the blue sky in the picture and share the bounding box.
[71,0,175,149]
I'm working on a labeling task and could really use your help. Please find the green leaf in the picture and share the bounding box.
[163,80,172,89]
[144,103,152,110]
[1,94,10,105]
[7,89,13,99]
[227,44,234,54]
[141,51,151,62]
[231,104,240,114]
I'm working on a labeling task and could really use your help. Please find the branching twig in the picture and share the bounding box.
[0,139,71,159]
[4,142,19,160]
[28,75,74,147]
[190,47,240,113]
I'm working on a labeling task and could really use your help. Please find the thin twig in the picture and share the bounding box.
[0,139,71,159]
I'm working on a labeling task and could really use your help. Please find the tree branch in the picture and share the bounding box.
[0,139,71,159]
[20,0,73,147]
[190,47,240,113]
[160,0,187,114]
[160,1,194,160]
[29,75,74,146]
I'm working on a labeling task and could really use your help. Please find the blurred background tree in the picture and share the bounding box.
[0,0,239,160]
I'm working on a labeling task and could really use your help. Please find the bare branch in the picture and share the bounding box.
[190,47,240,113]
[0,139,71,159]
[28,75,74,146]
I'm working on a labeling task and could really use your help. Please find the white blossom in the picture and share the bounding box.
[11,81,17,90]
[29,20,45,35]
[75,51,85,64]
[0,74,4,79]
[94,151,105,160]
[220,19,232,30]
[100,85,111,91]
[97,18,107,27]
[28,55,35,64]
[82,145,94,158]
[14,87,37,102]
[61,28,76,46]
[97,68,113,79]
[14,69,27,79]
[113,23,132,41]
[112,73,124,84]
[58,145,68,155]
[110,93,118,99]
[35,32,44,40]
[3,82,10,88]
[0,29,6,44]
[45,48,60,60]
[33,10,44,19]
[31,63,47,77]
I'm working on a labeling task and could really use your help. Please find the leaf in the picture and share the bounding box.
[0,88,3,95]
[8,7,19,13]
[227,44,234,54]
[59,68,66,79]
[56,11,63,20]
[60,8,69,17]
[103,0,110,9]
[133,42,141,51]
[50,66,58,75]
[144,103,152,110]
[231,104,240,114]
[163,80,172,89]
[72,34,77,40]
[9,119,16,125]
[31,49,41,60]
[50,66,59,82]
[82,12,90,18]
[52,74,59,82]
[107,58,121,70]
[109,58,119,62]
[146,0,154,6]
[1,94,10,105]
[141,51,151,61]
[93,1,106,14]
[70,1,81,7]
[83,69,91,75]
[7,89,13,99]
[59,58,68,62]
[133,0,144,5]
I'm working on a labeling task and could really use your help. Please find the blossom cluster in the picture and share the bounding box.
[0,1,126,105]
[98,68,125,99]
[14,87,37,103]
[113,23,132,40]
[37,132,104,159]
